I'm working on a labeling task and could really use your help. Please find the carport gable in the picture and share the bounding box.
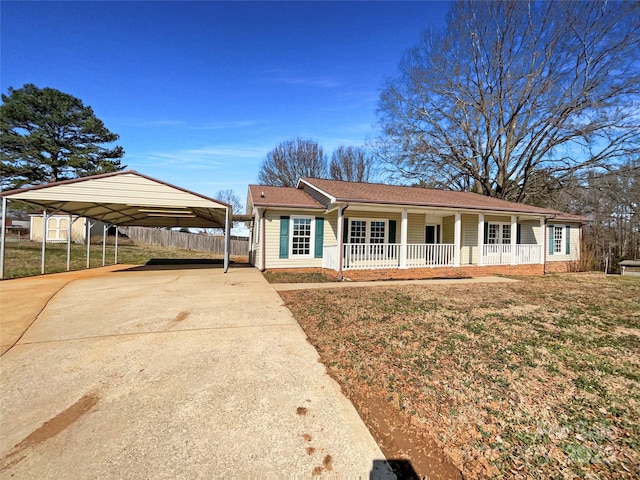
[0,170,230,229]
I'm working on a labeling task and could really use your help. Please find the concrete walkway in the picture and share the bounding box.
[0,266,393,479]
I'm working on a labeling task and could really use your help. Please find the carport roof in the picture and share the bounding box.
[0,170,230,228]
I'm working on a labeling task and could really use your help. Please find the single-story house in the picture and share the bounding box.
[246,178,588,281]
[30,213,105,243]
[619,260,640,276]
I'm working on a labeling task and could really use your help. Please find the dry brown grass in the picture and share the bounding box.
[281,273,640,479]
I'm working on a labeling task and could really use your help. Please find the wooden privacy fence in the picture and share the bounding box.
[120,227,249,257]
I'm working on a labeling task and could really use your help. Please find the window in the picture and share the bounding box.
[553,225,563,254]
[348,219,387,244]
[291,216,313,257]
[46,216,69,242]
[487,223,511,244]
[350,220,367,244]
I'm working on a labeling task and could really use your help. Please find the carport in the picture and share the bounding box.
[0,170,232,279]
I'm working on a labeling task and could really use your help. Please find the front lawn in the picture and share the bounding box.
[280,274,639,479]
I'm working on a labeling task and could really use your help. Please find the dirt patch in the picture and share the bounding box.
[296,406,308,415]
[171,310,190,323]
[1,392,99,471]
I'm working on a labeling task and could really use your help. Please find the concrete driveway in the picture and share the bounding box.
[0,265,393,479]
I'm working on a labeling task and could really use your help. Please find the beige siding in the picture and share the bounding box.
[546,223,581,262]
[485,214,511,223]
[519,220,542,244]
[442,216,454,243]
[263,210,323,269]
[324,210,338,245]
[461,214,478,265]
[407,213,425,244]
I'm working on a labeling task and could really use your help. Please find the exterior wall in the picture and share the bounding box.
[407,213,425,244]
[263,209,324,269]
[324,210,338,245]
[485,214,511,223]
[520,220,542,244]
[461,213,478,265]
[545,223,581,262]
[29,215,100,243]
[442,216,454,244]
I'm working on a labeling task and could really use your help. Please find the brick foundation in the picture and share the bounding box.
[544,260,579,274]
[340,263,544,281]
[266,264,544,281]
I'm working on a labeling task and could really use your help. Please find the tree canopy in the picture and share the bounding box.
[329,146,376,183]
[257,138,327,187]
[377,0,640,202]
[1,84,125,190]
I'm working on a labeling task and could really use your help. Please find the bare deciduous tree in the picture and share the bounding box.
[257,138,328,187]
[377,0,640,202]
[329,146,376,183]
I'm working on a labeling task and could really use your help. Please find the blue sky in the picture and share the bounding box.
[1,1,450,206]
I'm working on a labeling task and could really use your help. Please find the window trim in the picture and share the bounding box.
[46,216,69,242]
[289,215,315,258]
[348,218,389,244]
[552,224,564,254]
[487,222,512,245]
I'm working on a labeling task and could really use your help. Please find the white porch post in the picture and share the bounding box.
[337,206,344,278]
[539,217,546,264]
[511,215,517,265]
[477,213,484,266]
[400,209,408,268]
[454,212,461,267]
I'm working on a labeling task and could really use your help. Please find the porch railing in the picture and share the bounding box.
[405,243,456,268]
[482,244,542,265]
[323,242,542,271]
[343,243,401,270]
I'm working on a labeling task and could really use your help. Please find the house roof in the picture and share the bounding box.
[298,178,589,221]
[0,170,231,228]
[248,185,324,210]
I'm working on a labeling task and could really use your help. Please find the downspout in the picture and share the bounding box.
[260,208,267,271]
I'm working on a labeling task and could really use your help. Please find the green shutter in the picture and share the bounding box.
[388,220,396,243]
[516,224,521,244]
[279,216,289,259]
[343,218,349,243]
[483,223,489,244]
[565,226,571,255]
[548,225,554,255]
[314,217,324,258]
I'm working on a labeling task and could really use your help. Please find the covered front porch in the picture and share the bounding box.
[322,210,546,272]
